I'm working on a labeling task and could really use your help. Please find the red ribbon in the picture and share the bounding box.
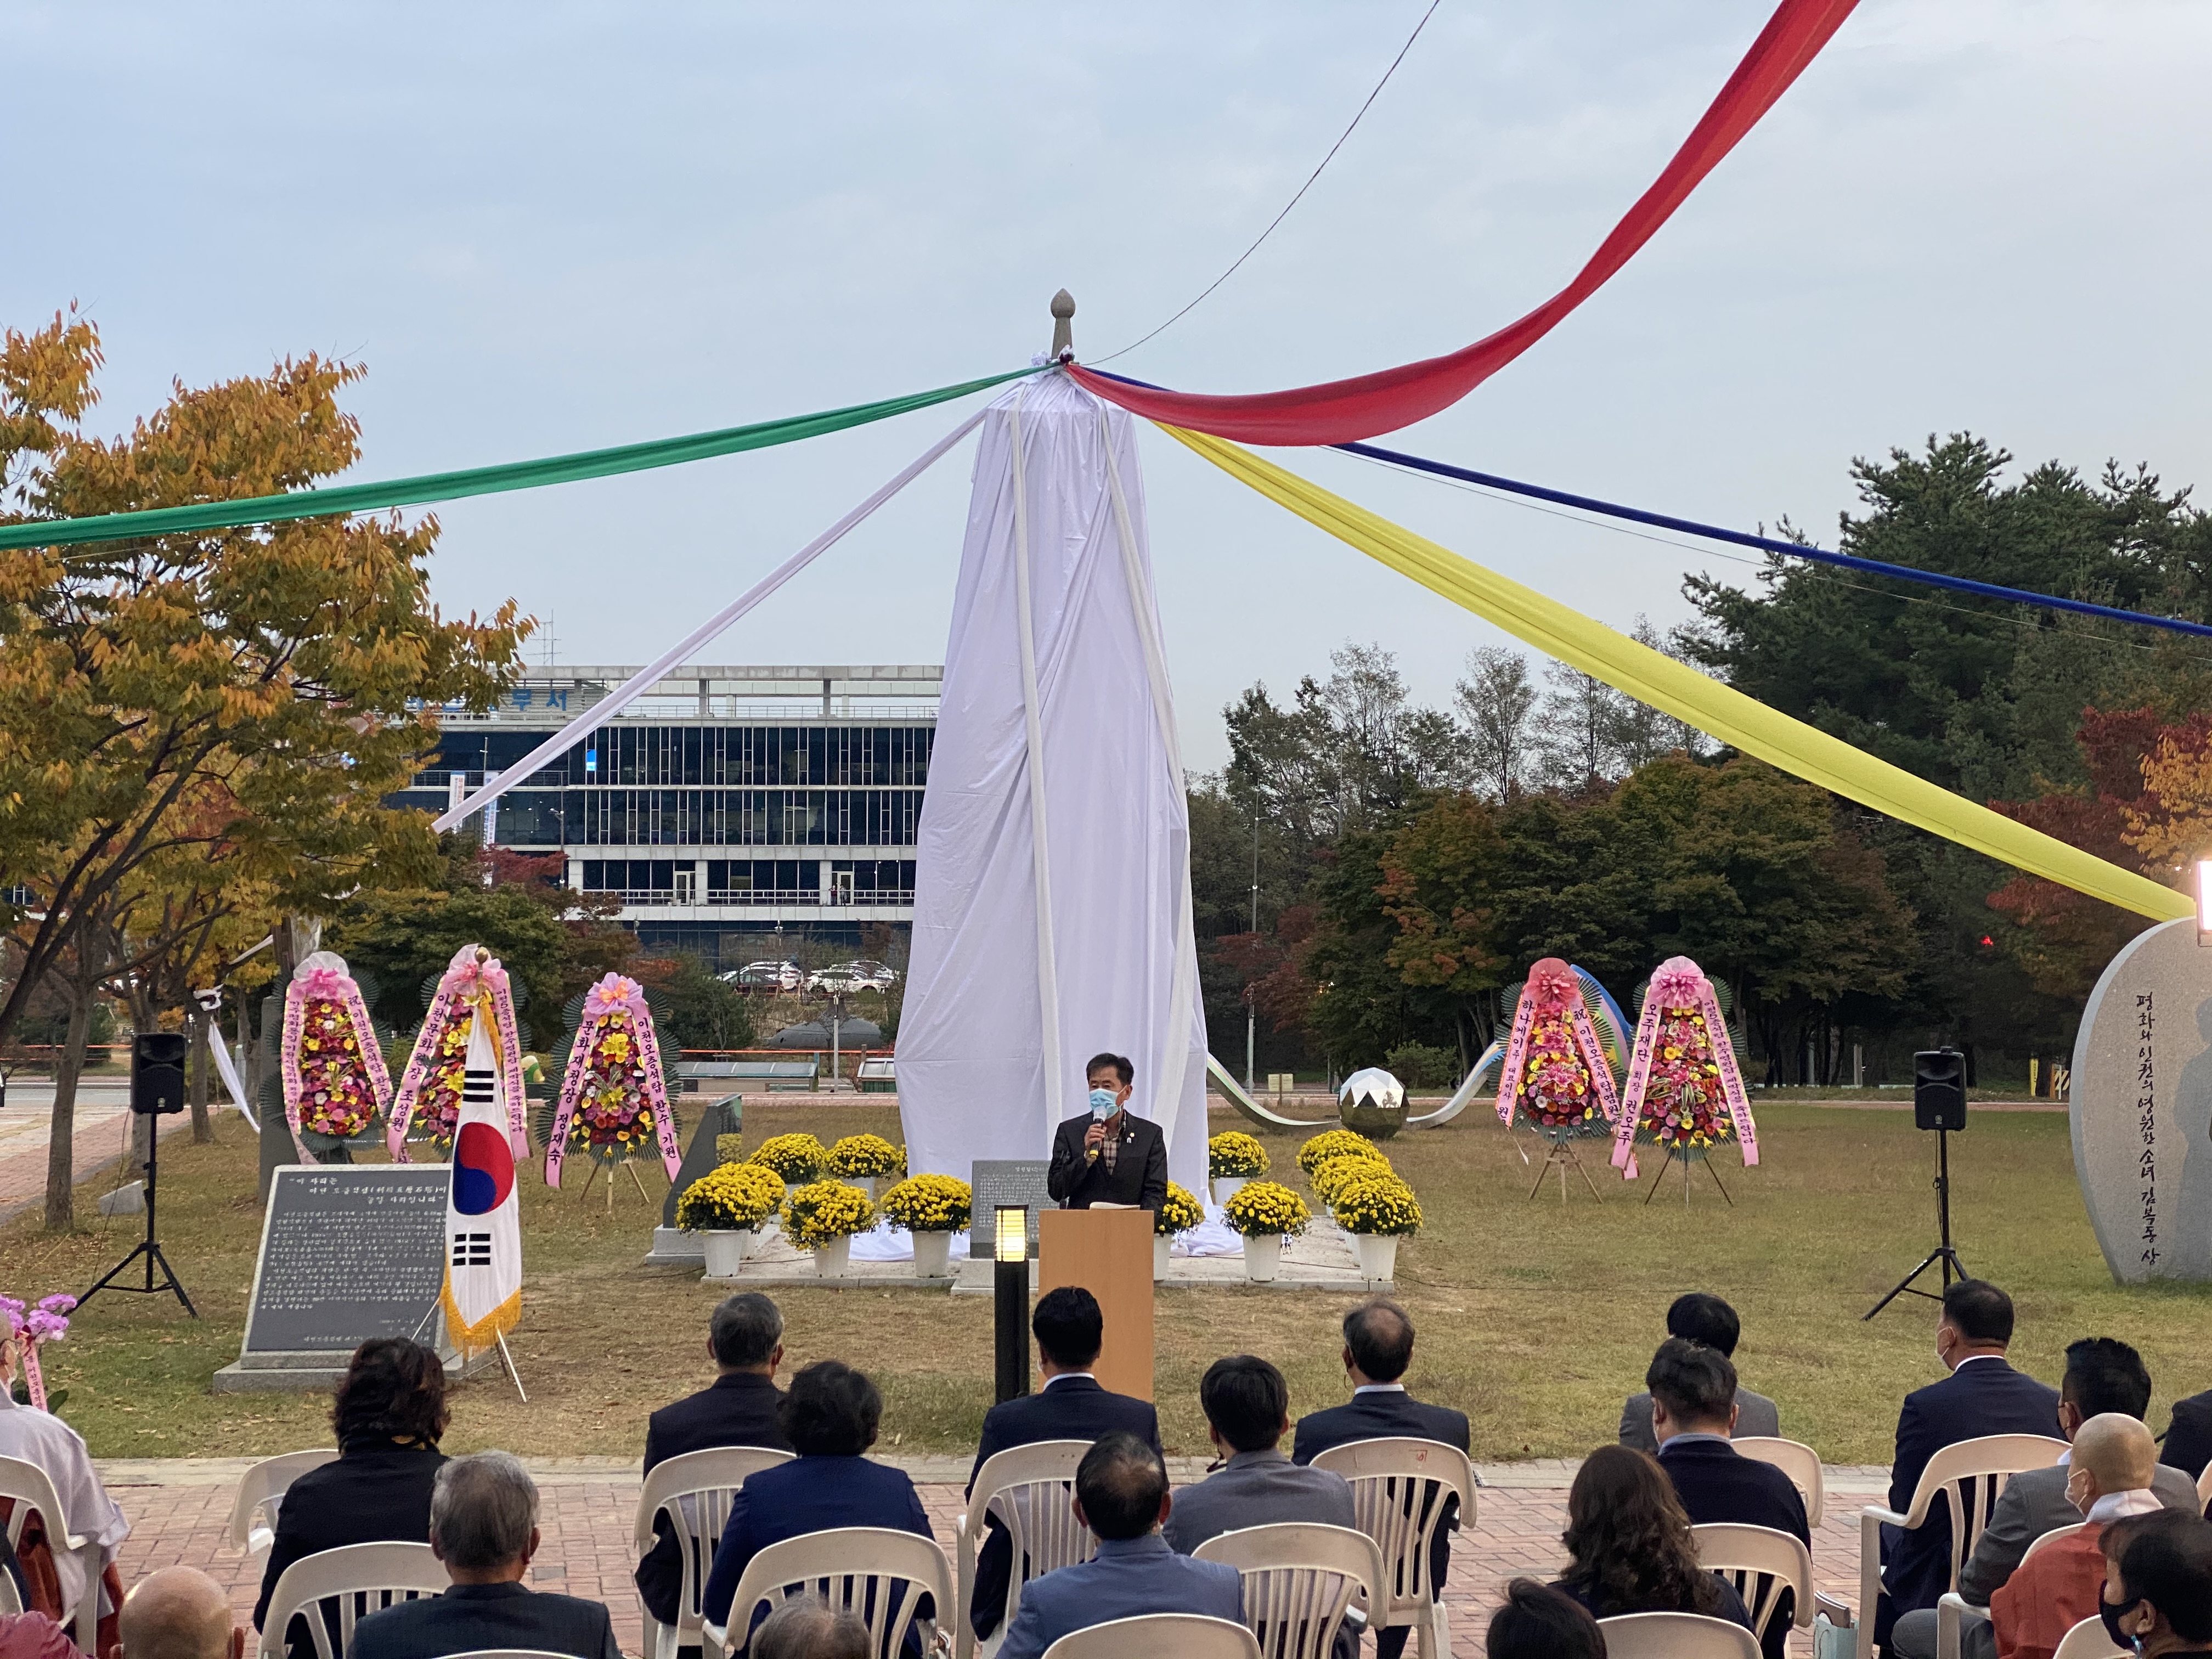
[1070,0,1857,444]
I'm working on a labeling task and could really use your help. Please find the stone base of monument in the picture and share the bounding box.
[645,1226,706,1265]
[946,1219,1384,1295]
[213,1345,497,1393]
[688,1221,958,1288]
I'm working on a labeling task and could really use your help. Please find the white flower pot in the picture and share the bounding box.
[1153,1235,1171,1280]
[843,1176,879,1203]
[1355,1233,1400,1283]
[815,1235,854,1278]
[701,1229,751,1277]
[1212,1176,1249,1206]
[912,1231,952,1278]
[1244,1233,1283,1282]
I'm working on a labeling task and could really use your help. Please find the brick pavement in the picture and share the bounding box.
[97,1455,1891,1657]
[0,1079,197,1226]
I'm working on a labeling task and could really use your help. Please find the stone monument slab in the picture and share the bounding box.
[649,1094,743,1263]
[969,1159,1052,1259]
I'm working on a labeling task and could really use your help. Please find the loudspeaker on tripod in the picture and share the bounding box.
[1914,1047,1967,1131]
[132,1031,189,1116]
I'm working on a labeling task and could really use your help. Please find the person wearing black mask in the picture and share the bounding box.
[2097,1511,2212,1659]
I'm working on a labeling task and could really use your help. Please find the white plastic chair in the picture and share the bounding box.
[1194,1521,1386,1659]
[0,1555,21,1615]
[1692,1522,1815,1643]
[2052,1613,2127,1659]
[0,1452,98,1653]
[1857,1434,2067,1659]
[633,1445,795,1659]
[227,1447,340,1555]
[1309,1436,1476,1659]
[1042,1613,1263,1658]
[1733,1437,1827,1528]
[441,1652,579,1658]
[954,1440,1094,1659]
[706,1526,952,1659]
[2197,1459,2212,1513]
[1934,1521,2090,1659]
[256,1540,449,1659]
[1599,1611,1764,1659]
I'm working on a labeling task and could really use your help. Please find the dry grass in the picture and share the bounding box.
[10,1096,2211,1465]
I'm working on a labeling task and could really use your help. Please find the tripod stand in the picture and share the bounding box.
[1863,1125,1965,1320]
[80,1112,197,1317]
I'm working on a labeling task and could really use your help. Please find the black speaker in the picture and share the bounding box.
[131,1031,189,1116]
[1914,1048,1967,1131]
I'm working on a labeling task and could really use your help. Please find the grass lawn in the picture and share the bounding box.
[9,1096,2210,1466]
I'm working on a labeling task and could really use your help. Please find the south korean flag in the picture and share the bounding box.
[440,1006,522,1356]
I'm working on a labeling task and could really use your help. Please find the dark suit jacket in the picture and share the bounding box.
[349,1581,620,1659]
[1878,1357,2061,1645]
[252,1439,447,1658]
[1047,1113,1167,1212]
[1622,1387,1781,1457]
[702,1456,934,1650]
[2161,1389,2212,1482]
[1293,1387,1471,1625]
[968,1376,1162,1639]
[1658,1435,1812,1659]
[635,1373,790,1626]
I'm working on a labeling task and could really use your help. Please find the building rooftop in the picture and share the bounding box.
[435,663,944,723]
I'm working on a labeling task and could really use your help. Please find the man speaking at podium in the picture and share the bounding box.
[1048,1053,1167,1212]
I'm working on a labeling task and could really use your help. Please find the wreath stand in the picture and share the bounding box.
[574,1156,657,1212]
[1642,1147,1734,1207]
[1527,1134,1607,1203]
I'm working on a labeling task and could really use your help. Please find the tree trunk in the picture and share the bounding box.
[43,990,93,1231]
[188,1005,213,1142]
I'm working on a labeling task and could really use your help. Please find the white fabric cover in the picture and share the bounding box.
[899,372,1208,1196]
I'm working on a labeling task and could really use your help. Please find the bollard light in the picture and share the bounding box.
[993,1204,1030,1402]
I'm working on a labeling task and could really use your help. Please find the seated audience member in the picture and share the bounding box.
[0,1325,129,1654]
[751,1595,870,1659]
[998,1434,1243,1659]
[1165,1355,1356,1554]
[349,1451,620,1659]
[255,1337,450,1659]
[967,1286,1160,1641]
[2100,1511,2212,1659]
[120,1566,244,1659]
[1877,1280,2062,1652]
[1620,1294,1781,1456]
[1487,1578,1607,1659]
[1294,1298,1471,1659]
[703,1361,934,1654]
[1647,1337,1809,1659]
[2158,1386,2212,1484]
[635,1293,791,1630]
[1551,1445,1755,1632]
[1984,1415,2167,1659]
[1895,1337,2203,1659]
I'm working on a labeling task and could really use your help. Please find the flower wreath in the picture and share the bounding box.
[279,952,392,1161]
[545,973,680,1186]
[1611,955,1759,1178]
[388,944,527,1160]
[1494,957,1622,1142]
[2,1293,74,1412]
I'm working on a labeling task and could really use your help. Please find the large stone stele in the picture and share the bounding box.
[2071,917,2212,1283]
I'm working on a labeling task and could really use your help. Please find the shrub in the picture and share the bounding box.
[1207,1132,1269,1179]
[781,1180,877,1248]
[1223,1181,1311,1238]
[1386,1042,1460,1089]
[826,1133,905,1178]
[879,1173,970,1233]
[1154,1182,1204,1236]
[1310,1150,1395,1205]
[676,1161,786,1231]
[1297,1128,1376,1176]
[715,1132,745,1165]
[748,1133,827,1182]
[1333,1173,1423,1236]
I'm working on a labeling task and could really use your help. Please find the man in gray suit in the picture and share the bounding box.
[1891,1337,2202,1659]
[1620,1293,1778,1455]
[1165,1355,1356,1554]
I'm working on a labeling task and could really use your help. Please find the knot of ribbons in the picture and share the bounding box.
[296,966,350,1001]
[2,1294,75,1411]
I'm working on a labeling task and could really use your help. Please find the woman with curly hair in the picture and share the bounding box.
[1553,1444,1754,1629]
[254,1338,452,1658]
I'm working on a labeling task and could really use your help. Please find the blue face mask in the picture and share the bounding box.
[1088,1088,1117,1119]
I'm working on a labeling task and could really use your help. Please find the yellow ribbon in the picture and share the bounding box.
[1156,424,2191,924]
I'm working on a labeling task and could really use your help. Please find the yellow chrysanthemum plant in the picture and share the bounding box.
[879,1173,971,1233]
[781,1180,877,1249]
[1222,1180,1312,1238]
[676,1161,787,1232]
[1296,1128,1377,1176]
[826,1133,905,1179]
[1310,1149,1395,1206]
[1207,1132,1269,1180]
[1331,1171,1423,1237]
[748,1133,827,1183]
[1154,1182,1205,1237]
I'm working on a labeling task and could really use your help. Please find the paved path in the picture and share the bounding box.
[0,1079,171,1226]
[98,1454,1888,1656]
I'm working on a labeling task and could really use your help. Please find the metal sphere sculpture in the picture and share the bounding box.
[1338,1066,1408,1139]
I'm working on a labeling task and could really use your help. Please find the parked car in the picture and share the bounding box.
[733,959,802,991]
[831,959,900,990]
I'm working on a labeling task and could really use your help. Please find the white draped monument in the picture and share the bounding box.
[896,373,1210,1197]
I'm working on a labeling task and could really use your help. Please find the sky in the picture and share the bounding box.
[6,1,2211,770]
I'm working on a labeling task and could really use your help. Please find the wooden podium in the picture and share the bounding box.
[1037,1207,1155,1401]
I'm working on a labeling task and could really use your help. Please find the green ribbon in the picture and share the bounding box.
[0,365,1043,551]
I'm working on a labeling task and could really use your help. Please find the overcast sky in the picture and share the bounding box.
[7,1,2209,769]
